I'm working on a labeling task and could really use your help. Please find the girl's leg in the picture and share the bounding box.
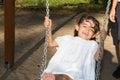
[42,73,72,80]
[55,74,72,80]
[43,73,55,80]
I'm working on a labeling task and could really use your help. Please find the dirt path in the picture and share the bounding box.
[0,8,120,80]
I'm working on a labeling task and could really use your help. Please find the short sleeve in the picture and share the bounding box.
[91,41,98,56]
[55,35,73,46]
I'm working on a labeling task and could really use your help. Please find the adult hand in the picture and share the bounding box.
[109,9,116,22]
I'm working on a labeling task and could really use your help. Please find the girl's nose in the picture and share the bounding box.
[85,28,89,33]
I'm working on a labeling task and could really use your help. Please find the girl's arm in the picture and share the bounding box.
[94,29,107,61]
[44,17,58,47]
[94,42,104,61]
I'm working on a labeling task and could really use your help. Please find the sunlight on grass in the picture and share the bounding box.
[16,0,41,7]
[49,0,89,6]
[16,0,89,7]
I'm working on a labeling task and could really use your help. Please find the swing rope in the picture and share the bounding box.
[95,0,111,80]
[39,0,111,80]
[39,0,49,80]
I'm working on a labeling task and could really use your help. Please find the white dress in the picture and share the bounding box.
[43,35,98,80]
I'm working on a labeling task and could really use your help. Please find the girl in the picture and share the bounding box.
[42,14,106,80]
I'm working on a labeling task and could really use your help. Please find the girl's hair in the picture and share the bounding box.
[74,14,100,40]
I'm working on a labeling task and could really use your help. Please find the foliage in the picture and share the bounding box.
[15,0,108,9]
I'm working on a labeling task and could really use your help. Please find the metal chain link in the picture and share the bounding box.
[95,0,111,80]
[39,0,50,80]
[46,0,50,18]
[102,0,111,29]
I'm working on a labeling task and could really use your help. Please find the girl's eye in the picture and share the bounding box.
[83,25,86,27]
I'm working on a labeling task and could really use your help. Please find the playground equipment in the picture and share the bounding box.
[39,0,111,80]
[95,0,111,80]
[4,0,15,71]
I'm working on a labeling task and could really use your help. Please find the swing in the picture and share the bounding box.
[95,0,111,80]
[39,0,111,80]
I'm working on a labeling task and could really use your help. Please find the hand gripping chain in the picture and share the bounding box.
[39,0,50,80]
[95,0,111,80]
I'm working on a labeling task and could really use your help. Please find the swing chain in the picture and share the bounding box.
[39,0,50,80]
[39,27,49,80]
[46,0,50,18]
[102,0,111,29]
[95,0,111,80]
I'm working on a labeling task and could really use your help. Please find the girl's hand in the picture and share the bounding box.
[100,28,107,41]
[44,16,52,29]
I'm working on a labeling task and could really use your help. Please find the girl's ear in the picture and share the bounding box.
[75,24,79,31]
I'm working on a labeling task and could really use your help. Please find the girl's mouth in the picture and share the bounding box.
[82,32,88,37]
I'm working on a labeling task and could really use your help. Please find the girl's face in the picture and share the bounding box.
[75,20,96,40]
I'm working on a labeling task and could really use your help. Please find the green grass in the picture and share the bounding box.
[49,0,89,6]
[16,0,90,7]
[16,0,40,7]
[15,0,105,12]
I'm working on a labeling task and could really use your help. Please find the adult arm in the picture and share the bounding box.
[109,0,118,22]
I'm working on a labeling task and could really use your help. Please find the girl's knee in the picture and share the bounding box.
[55,74,72,80]
[43,73,55,80]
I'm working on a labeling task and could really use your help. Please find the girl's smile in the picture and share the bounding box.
[76,20,95,40]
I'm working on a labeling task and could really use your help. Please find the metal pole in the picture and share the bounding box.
[4,0,15,70]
